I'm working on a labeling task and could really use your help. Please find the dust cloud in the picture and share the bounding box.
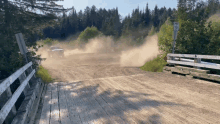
[119,35,160,67]
[64,36,116,57]
[36,34,160,68]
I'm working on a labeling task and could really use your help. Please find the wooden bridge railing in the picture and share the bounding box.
[0,62,45,124]
[164,53,220,81]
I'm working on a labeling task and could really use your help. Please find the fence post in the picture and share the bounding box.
[194,55,201,69]
[167,54,175,66]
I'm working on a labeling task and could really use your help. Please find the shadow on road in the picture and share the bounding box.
[36,80,186,124]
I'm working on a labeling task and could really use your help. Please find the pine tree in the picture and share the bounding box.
[84,6,91,28]
[152,5,160,29]
[145,3,151,27]
[77,10,84,31]
[69,7,78,34]
[90,5,98,27]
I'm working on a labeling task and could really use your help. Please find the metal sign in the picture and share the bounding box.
[15,33,29,63]
[15,33,28,55]
[172,22,179,54]
[174,22,179,31]
[173,22,179,40]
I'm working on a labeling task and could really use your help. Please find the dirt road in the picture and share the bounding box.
[35,53,220,124]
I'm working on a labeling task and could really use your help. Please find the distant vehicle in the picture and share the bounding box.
[48,46,64,58]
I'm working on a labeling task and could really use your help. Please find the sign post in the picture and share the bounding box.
[172,22,179,54]
[15,33,28,64]
[15,33,36,79]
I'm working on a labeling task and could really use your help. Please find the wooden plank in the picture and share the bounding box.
[100,78,137,123]
[163,66,172,71]
[173,58,220,67]
[171,67,190,75]
[167,60,220,70]
[39,84,51,124]
[58,84,72,124]
[92,79,127,123]
[50,83,60,124]
[0,62,32,96]
[190,72,220,81]
[72,84,90,124]
[167,54,198,59]
[208,74,220,81]
[168,53,220,60]
[175,66,210,74]
[0,69,35,124]
[80,81,114,124]
[27,79,44,124]
[174,58,194,62]
[63,84,82,124]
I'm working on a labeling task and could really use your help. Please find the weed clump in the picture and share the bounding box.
[36,65,53,83]
[140,53,167,72]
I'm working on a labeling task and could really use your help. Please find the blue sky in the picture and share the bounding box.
[55,0,178,18]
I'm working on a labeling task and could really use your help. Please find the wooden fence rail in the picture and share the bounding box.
[0,62,45,124]
[167,53,220,60]
[167,53,220,70]
[164,53,220,82]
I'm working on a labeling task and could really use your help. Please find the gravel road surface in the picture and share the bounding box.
[35,53,220,124]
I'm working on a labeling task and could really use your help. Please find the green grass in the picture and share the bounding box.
[140,54,167,72]
[36,65,53,83]
[36,38,60,47]
[207,13,220,23]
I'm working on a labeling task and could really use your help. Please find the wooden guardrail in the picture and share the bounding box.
[164,53,220,82]
[0,62,45,124]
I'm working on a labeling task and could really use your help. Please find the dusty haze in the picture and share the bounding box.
[119,35,159,67]
[37,34,160,68]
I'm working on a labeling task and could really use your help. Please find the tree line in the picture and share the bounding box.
[42,4,177,40]
[158,0,220,67]
[175,0,220,56]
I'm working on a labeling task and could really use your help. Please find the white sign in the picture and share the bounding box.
[15,33,28,55]
[174,22,179,31]
[172,22,179,53]
[173,22,179,40]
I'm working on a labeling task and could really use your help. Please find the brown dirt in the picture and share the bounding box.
[37,52,220,124]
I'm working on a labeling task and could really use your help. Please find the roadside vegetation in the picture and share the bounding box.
[37,38,59,47]
[140,18,172,72]
[36,65,53,83]
[77,26,103,42]
[141,1,220,72]
[140,54,167,72]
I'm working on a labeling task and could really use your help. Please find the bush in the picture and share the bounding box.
[208,22,220,55]
[158,18,174,54]
[140,53,167,72]
[43,38,53,45]
[42,38,59,47]
[36,65,53,83]
[78,26,103,42]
